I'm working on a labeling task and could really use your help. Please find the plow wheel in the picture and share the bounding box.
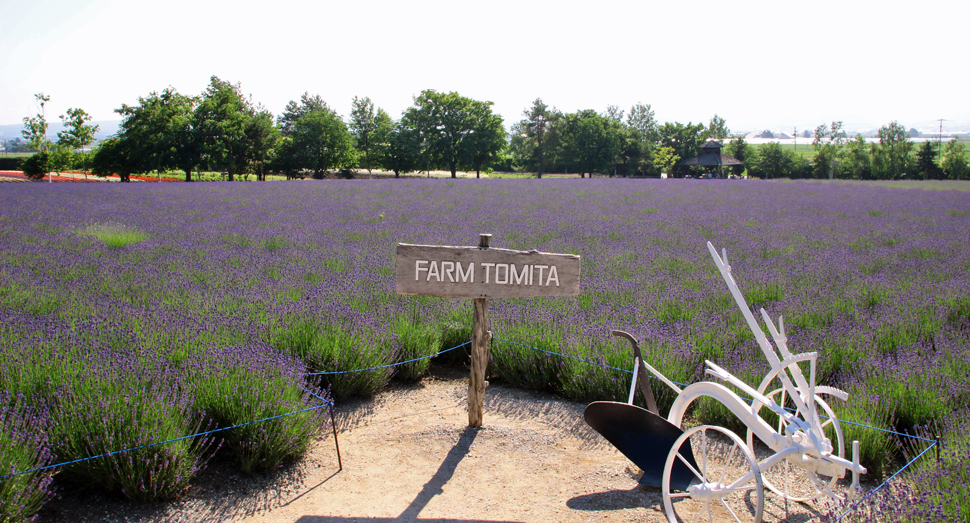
[746,380,845,502]
[662,425,764,523]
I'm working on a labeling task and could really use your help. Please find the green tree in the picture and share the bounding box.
[22,93,51,153]
[243,109,280,181]
[278,93,330,136]
[653,146,679,177]
[560,109,623,177]
[627,103,657,143]
[707,114,730,140]
[844,135,873,180]
[115,87,197,181]
[404,90,500,178]
[520,98,556,178]
[57,107,100,177]
[658,121,707,177]
[370,108,394,172]
[349,96,377,173]
[605,105,624,122]
[915,141,943,180]
[91,138,136,182]
[812,121,847,179]
[616,126,654,176]
[461,99,506,178]
[382,121,423,178]
[268,137,302,179]
[289,109,356,176]
[942,138,969,180]
[194,76,252,181]
[872,121,913,180]
[726,136,749,177]
[749,142,795,179]
[622,103,658,176]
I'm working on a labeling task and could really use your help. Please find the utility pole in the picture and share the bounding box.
[793,127,797,153]
[938,119,946,164]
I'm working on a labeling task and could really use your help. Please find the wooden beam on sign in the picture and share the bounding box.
[395,244,581,299]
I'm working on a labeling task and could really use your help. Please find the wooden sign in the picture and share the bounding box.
[395,244,581,299]
[395,235,581,428]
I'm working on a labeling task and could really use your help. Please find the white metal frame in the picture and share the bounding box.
[624,242,867,523]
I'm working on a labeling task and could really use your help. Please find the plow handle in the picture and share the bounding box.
[611,330,660,415]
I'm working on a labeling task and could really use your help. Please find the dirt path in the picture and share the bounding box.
[39,366,835,522]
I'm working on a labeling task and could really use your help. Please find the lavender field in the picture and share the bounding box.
[1,179,969,521]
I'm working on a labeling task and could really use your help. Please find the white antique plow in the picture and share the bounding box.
[584,242,866,522]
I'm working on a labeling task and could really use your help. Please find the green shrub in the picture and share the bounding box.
[185,345,329,474]
[19,153,50,181]
[272,319,392,398]
[0,395,54,522]
[392,318,441,381]
[51,355,209,501]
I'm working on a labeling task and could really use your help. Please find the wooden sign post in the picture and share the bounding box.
[396,234,581,427]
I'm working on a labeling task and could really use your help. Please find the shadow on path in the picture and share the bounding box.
[294,426,522,523]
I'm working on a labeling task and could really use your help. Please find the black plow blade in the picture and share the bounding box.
[584,401,700,490]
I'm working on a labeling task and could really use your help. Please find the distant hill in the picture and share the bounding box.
[0,120,120,142]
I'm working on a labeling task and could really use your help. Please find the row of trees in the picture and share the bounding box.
[508,99,730,178]
[727,121,968,181]
[806,121,968,180]
[19,93,100,179]
[19,79,969,181]
[80,78,507,182]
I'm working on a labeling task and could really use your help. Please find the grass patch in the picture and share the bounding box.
[78,223,149,248]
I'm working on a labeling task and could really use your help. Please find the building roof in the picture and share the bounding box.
[679,141,743,166]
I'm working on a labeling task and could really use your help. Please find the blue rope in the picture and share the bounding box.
[493,336,936,441]
[1,340,474,482]
[0,394,333,481]
[835,439,940,521]
[0,331,942,523]
[304,340,471,376]
[835,417,938,443]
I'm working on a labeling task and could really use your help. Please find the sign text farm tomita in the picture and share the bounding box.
[395,235,581,427]
[395,244,580,299]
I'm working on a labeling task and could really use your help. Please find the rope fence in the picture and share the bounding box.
[304,341,471,376]
[0,396,333,481]
[1,334,941,522]
[0,340,475,482]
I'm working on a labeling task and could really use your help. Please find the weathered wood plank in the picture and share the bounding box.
[395,243,581,298]
[468,296,489,427]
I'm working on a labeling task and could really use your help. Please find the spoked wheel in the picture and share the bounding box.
[746,381,845,502]
[662,425,764,523]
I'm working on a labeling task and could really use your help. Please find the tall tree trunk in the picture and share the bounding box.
[227,166,234,182]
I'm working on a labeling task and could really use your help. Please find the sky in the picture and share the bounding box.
[2,0,968,135]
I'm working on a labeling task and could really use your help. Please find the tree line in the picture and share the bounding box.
[93,78,508,182]
[16,78,970,181]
